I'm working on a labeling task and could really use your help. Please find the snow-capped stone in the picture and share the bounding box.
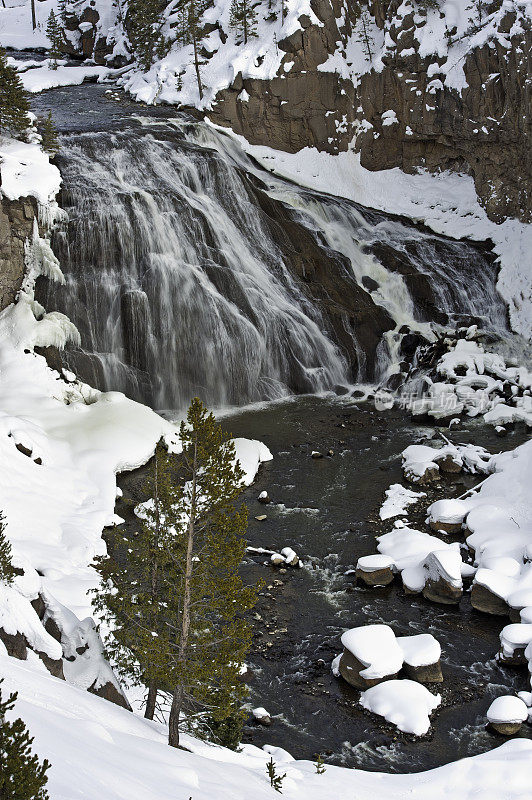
[356,554,395,586]
[338,625,403,689]
[360,679,441,736]
[487,696,528,735]
[252,707,271,726]
[428,499,468,534]
[397,634,443,683]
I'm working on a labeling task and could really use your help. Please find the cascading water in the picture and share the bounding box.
[48,129,350,408]
[43,113,510,410]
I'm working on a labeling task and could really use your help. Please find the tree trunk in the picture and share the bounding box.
[145,684,157,720]
[168,685,184,747]
[168,440,197,748]
[31,0,36,30]
[193,34,203,100]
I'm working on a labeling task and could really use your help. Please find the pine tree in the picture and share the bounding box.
[229,0,258,44]
[0,48,30,140]
[0,680,50,800]
[127,0,169,72]
[92,442,175,721]
[39,112,59,157]
[266,758,286,793]
[0,513,17,585]
[173,0,207,100]
[46,10,63,70]
[355,1,374,62]
[162,398,256,748]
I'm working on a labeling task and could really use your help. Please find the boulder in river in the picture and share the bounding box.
[356,554,395,586]
[422,550,463,605]
[338,625,403,689]
[471,580,510,616]
[487,695,528,735]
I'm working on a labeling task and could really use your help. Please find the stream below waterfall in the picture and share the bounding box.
[30,82,531,774]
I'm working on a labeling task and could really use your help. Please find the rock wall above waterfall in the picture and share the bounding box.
[0,196,37,313]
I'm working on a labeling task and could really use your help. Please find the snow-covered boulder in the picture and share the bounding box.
[428,499,468,534]
[252,707,271,726]
[487,695,528,735]
[356,554,395,587]
[359,679,441,736]
[499,624,532,666]
[397,634,443,683]
[377,528,463,603]
[422,549,463,605]
[338,625,403,689]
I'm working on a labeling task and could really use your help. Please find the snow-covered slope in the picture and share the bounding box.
[4,651,532,800]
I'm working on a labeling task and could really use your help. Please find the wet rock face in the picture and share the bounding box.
[0,196,36,313]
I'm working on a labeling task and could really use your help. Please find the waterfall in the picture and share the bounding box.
[47,129,350,409]
[43,118,509,410]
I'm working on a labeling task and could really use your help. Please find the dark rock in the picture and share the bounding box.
[471,583,510,616]
[338,647,398,689]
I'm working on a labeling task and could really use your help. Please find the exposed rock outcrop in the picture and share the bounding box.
[0,196,37,313]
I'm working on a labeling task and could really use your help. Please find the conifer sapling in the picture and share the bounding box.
[0,679,51,800]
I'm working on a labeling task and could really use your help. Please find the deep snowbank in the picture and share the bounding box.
[3,653,532,800]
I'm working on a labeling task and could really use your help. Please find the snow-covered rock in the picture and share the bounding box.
[356,554,395,587]
[487,695,528,735]
[360,679,441,736]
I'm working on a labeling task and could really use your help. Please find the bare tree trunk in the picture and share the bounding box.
[31,0,37,30]
[168,441,198,748]
[193,34,203,100]
[145,685,158,720]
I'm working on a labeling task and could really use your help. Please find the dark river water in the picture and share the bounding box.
[217,395,531,772]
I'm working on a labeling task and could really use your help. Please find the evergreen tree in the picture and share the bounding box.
[127,0,169,72]
[229,0,258,44]
[46,10,63,70]
[164,398,257,748]
[39,112,59,157]
[266,758,286,793]
[0,48,30,140]
[173,0,207,100]
[355,1,374,62]
[0,680,50,800]
[0,513,17,585]
[92,442,175,721]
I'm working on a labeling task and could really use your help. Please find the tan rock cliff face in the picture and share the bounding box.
[0,196,37,313]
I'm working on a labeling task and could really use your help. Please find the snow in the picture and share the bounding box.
[396,634,441,668]
[232,438,273,486]
[377,527,464,594]
[341,624,403,680]
[428,499,468,526]
[20,64,111,93]
[359,679,441,736]
[379,484,425,520]
[487,695,528,725]
[356,554,394,573]
[3,653,532,800]
[499,624,532,660]
[0,139,61,204]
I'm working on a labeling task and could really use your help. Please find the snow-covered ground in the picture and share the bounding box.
[4,652,532,800]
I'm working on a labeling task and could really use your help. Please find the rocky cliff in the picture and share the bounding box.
[0,195,37,313]
[210,0,531,223]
